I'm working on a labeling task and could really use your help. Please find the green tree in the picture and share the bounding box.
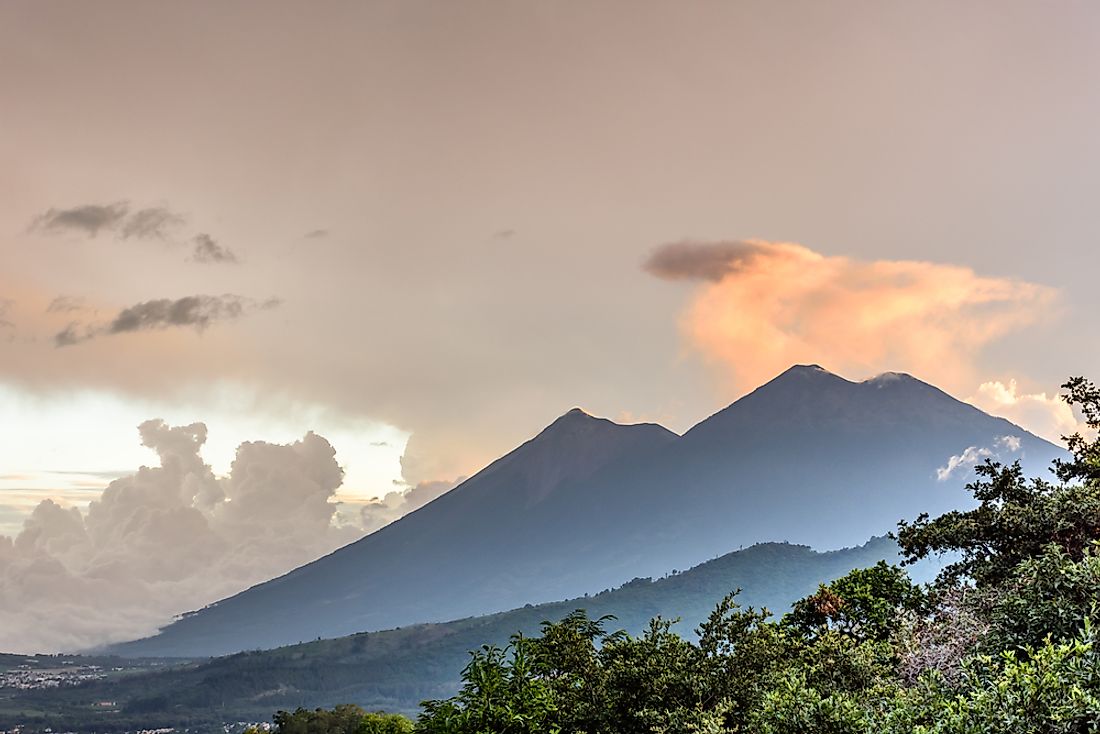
[274,704,371,734]
[359,711,415,734]
[784,562,924,643]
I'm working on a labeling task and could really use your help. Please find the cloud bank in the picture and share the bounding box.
[646,240,1057,395]
[0,420,364,653]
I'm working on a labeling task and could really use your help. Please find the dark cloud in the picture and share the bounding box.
[0,298,13,327]
[643,240,767,282]
[191,234,238,264]
[31,202,129,237]
[46,296,87,314]
[53,295,280,346]
[109,295,249,334]
[54,322,86,347]
[31,203,228,267]
[304,229,329,239]
[119,206,186,240]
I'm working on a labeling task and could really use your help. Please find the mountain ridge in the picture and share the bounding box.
[108,365,1065,658]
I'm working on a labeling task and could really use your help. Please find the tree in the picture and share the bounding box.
[784,562,924,644]
[896,376,1100,588]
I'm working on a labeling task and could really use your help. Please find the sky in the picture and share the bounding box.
[1,0,1098,652]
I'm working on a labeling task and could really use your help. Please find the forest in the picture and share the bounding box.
[268,376,1100,733]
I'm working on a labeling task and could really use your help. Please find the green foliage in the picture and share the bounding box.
[985,543,1100,652]
[359,711,416,734]
[416,637,558,734]
[895,460,1100,586]
[877,626,1100,734]
[784,562,925,643]
[274,705,374,734]
[269,705,413,734]
[1055,376,1100,485]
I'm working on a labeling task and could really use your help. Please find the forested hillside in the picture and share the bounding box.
[4,537,905,730]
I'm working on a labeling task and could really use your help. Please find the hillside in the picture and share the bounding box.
[112,365,1064,657]
[7,537,909,731]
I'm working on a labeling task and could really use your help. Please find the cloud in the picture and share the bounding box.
[0,298,14,328]
[55,295,280,346]
[46,296,88,314]
[936,435,1022,481]
[54,322,87,347]
[358,477,463,534]
[969,379,1085,444]
[646,239,1058,395]
[304,229,329,239]
[30,202,239,264]
[644,240,772,282]
[191,233,239,264]
[118,206,186,240]
[108,296,257,333]
[31,202,129,237]
[0,420,364,653]
[31,202,186,240]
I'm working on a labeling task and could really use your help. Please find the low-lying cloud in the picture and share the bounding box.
[936,435,1022,481]
[55,294,279,346]
[0,420,364,653]
[646,239,1058,395]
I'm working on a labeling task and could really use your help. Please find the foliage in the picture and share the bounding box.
[272,705,411,734]
[877,626,1100,734]
[784,561,925,643]
[984,542,1100,653]
[893,585,990,686]
[896,376,1100,588]
[416,637,558,734]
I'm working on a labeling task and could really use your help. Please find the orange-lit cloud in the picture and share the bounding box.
[646,240,1058,396]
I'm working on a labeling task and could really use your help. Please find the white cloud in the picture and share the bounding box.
[936,435,1022,482]
[0,421,366,654]
[358,477,463,534]
[969,379,1083,445]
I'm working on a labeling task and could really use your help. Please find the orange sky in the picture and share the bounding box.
[2,0,1098,519]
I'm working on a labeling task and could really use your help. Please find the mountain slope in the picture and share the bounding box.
[111,366,1064,657]
[24,537,909,730]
